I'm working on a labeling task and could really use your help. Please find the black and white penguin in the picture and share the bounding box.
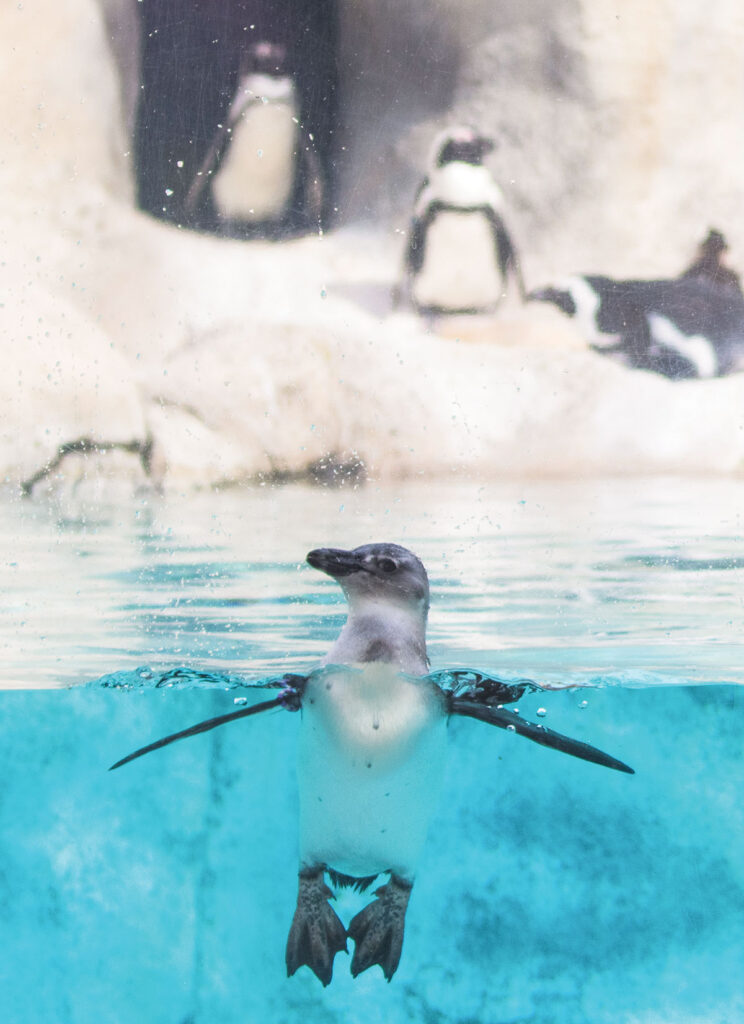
[111,543,633,985]
[398,127,525,316]
[529,274,744,379]
[680,228,742,294]
[184,41,323,236]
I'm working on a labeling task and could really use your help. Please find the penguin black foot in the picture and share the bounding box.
[347,874,412,982]
[286,867,347,986]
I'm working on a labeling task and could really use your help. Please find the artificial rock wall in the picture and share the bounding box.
[2,0,744,495]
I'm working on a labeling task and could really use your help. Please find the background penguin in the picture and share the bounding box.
[398,127,525,316]
[529,273,744,379]
[184,40,323,237]
[111,543,633,985]
[134,0,339,237]
[680,228,742,294]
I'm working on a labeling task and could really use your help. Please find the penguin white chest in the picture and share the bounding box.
[413,210,502,312]
[297,665,447,880]
[212,85,299,221]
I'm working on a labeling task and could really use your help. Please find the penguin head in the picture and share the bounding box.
[239,40,289,78]
[700,228,728,257]
[307,543,430,615]
[527,284,578,317]
[431,127,496,169]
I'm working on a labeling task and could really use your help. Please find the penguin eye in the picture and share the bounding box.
[377,557,398,574]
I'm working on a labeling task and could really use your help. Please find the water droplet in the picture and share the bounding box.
[176,160,184,168]
[164,188,173,196]
[233,696,248,705]
[536,707,547,717]
[579,699,589,709]
[506,724,516,732]
[320,289,327,299]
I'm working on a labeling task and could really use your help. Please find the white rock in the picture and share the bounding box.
[3,0,744,493]
[0,285,146,483]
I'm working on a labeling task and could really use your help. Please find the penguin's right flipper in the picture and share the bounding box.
[347,875,412,982]
[184,93,263,215]
[286,868,348,986]
[397,195,442,308]
[449,698,634,774]
[404,214,428,275]
[109,675,305,770]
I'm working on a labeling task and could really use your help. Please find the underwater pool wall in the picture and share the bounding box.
[1,682,741,1022]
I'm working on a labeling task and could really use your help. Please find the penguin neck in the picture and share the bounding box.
[322,597,429,676]
[238,72,295,104]
[431,161,504,209]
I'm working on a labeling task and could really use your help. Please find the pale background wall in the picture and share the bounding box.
[2,0,744,491]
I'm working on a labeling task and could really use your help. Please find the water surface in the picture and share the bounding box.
[2,477,743,688]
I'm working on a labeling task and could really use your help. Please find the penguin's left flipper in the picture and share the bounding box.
[433,669,535,706]
[487,208,527,301]
[347,875,412,982]
[108,675,306,770]
[449,697,634,774]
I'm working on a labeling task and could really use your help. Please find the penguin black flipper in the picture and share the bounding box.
[393,202,430,310]
[296,136,325,231]
[184,92,263,215]
[431,668,537,706]
[448,697,634,774]
[405,213,429,275]
[487,208,526,300]
[109,675,306,770]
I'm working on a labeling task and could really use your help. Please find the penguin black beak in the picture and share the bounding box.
[307,548,365,578]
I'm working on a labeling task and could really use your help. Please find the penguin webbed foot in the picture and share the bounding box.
[347,875,412,982]
[286,868,347,986]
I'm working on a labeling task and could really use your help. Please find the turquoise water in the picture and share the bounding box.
[2,477,744,687]
[1,478,743,1022]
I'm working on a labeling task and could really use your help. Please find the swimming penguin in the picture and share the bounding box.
[184,40,322,235]
[111,543,633,985]
[529,274,744,379]
[397,127,525,316]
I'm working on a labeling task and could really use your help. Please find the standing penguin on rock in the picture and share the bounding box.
[184,40,323,237]
[396,127,526,316]
[110,543,633,985]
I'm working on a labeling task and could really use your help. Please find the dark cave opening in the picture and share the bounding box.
[134,0,341,239]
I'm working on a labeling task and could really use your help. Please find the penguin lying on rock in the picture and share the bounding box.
[397,127,525,316]
[529,273,744,379]
[111,544,633,985]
